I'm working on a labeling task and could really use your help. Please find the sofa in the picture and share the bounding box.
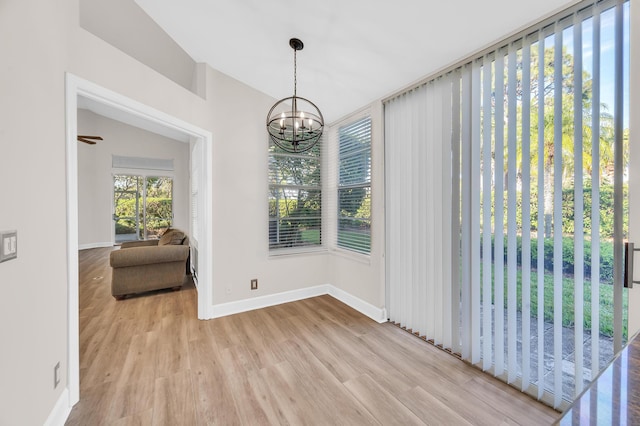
[110,228,190,300]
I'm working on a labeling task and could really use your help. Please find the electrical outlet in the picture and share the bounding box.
[54,362,60,389]
[0,230,17,263]
[251,279,258,290]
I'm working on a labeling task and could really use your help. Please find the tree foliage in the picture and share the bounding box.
[484,42,628,240]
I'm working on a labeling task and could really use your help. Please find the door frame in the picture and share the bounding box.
[628,0,640,338]
[65,73,214,406]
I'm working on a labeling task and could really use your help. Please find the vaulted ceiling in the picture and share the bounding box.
[135,0,575,123]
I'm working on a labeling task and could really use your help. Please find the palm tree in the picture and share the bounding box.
[497,44,620,236]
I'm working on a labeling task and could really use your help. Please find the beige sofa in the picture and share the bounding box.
[110,229,190,300]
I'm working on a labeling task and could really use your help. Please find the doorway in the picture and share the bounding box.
[65,73,214,407]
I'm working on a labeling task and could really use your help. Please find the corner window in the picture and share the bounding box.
[269,140,322,250]
[338,117,371,253]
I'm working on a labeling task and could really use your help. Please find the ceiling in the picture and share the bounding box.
[134,0,575,124]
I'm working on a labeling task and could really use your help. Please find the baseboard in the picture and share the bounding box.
[211,284,387,323]
[327,286,387,323]
[79,242,113,250]
[43,388,71,426]
[211,285,330,318]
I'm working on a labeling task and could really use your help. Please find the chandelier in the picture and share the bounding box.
[266,38,324,153]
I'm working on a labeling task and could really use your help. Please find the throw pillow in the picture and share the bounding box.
[158,230,185,246]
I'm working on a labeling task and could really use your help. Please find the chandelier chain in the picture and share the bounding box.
[293,49,297,98]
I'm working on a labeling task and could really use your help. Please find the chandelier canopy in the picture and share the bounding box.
[266,38,324,153]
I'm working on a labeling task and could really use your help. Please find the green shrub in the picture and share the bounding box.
[481,234,615,285]
[562,184,628,239]
[115,221,136,235]
[115,197,172,220]
[488,183,628,239]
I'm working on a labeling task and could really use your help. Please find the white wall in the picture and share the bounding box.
[0,1,74,424]
[77,109,190,248]
[79,0,197,93]
[205,66,331,303]
[77,130,100,246]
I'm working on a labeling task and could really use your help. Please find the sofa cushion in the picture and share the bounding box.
[110,245,189,268]
[158,229,186,246]
[120,239,159,249]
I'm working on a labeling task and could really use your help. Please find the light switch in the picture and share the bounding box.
[0,230,17,263]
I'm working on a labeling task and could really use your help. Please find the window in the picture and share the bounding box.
[269,139,322,250]
[338,117,371,253]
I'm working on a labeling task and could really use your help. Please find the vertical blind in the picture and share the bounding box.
[385,0,628,409]
[338,117,372,253]
[385,74,458,352]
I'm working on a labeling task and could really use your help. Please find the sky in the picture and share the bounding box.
[563,2,630,127]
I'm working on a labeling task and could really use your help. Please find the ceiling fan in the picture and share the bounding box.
[77,135,103,145]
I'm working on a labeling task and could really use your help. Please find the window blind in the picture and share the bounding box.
[466,2,628,407]
[338,117,372,253]
[112,155,174,171]
[385,74,456,351]
[385,0,629,410]
[268,140,322,250]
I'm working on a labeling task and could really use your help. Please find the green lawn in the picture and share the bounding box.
[489,265,628,338]
[300,229,320,244]
[303,228,622,337]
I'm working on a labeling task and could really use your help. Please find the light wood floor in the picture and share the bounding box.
[66,247,559,425]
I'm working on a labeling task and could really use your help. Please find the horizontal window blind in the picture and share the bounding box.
[338,117,371,253]
[269,141,322,250]
[112,155,174,171]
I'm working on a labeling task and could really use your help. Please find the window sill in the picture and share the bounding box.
[330,247,371,265]
[268,246,329,258]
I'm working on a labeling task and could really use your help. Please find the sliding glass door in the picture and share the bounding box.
[385,0,629,409]
[465,0,629,406]
[114,175,141,242]
[113,175,173,242]
[144,176,173,238]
